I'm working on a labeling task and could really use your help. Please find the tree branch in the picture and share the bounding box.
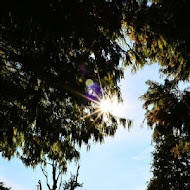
[41,166,51,190]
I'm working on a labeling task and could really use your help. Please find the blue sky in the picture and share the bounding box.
[0,64,162,190]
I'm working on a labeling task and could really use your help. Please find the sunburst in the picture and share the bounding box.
[93,91,119,122]
[67,65,122,126]
[73,86,121,125]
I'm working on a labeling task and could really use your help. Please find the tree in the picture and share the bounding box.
[142,80,190,151]
[147,135,190,190]
[0,0,131,169]
[141,80,190,189]
[123,0,190,81]
[1,1,190,189]
[0,183,11,190]
[121,1,190,189]
[40,163,83,190]
[62,165,83,190]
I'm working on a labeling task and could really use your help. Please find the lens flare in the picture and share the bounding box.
[99,98,112,113]
[67,64,123,126]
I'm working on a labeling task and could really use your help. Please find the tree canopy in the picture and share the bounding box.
[0,183,11,190]
[1,1,190,189]
[141,80,190,189]
[128,1,190,189]
[147,135,190,190]
[123,0,190,81]
[142,80,190,153]
[0,0,131,169]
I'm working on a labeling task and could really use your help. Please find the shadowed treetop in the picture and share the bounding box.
[0,0,130,169]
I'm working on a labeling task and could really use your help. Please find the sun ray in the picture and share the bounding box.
[73,109,101,124]
[70,87,120,126]
[63,65,123,132]
[95,63,104,98]
[92,110,103,124]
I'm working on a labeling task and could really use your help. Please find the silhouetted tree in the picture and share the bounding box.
[0,182,11,190]
[141,80,190,189]
[122,1,190,189]
[123,0,190,81]
[1,1,190,189]
[0,0,131,170]
[62,165,83,190]
[147,135,190,190]
[40,164,82,190]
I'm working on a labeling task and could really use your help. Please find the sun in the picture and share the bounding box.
[93,92,121,121]
[99,98,113,114]
[69,66,124,124]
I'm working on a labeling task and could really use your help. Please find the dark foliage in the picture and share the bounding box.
[147,135,190,190]
[126,1,190,189]
[123,0,190,81]
[0,0,129,168]
[1,1,190,189]
[142,80,190,189]
[0,183,11,190]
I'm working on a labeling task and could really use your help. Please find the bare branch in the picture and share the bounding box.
[58,174,63,190]
[41,166,51,190]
